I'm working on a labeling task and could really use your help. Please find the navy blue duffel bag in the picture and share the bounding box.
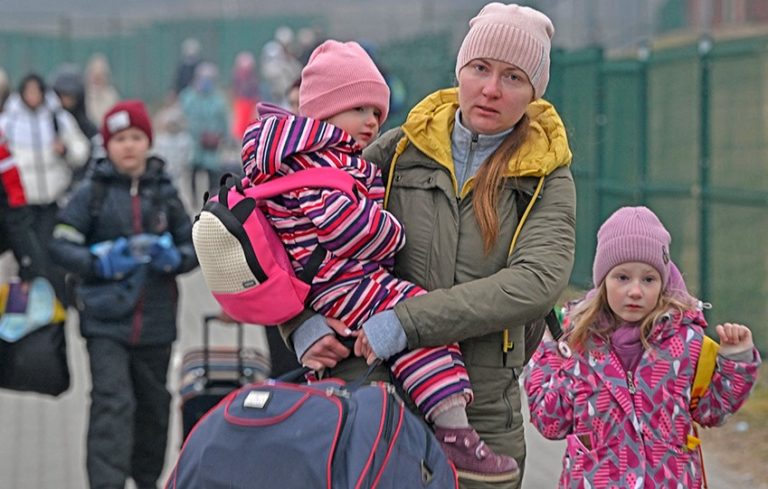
[165,375,458,489]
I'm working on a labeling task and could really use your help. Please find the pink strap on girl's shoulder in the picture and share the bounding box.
[243,167,358,202]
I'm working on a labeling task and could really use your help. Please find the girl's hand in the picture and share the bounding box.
[354,330,380,365]
[715,323,754,356]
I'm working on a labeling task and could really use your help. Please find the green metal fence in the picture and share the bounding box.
[549,36,768,352]
[0,16,318,105]
[1,20,766,351]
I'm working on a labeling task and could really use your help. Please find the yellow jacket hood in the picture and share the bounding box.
[400,87,572,178]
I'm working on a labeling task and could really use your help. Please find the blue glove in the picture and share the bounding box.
[91,237,141,280]
[149,232,182,273]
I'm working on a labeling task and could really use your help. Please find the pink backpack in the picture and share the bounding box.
[192,167,357,325]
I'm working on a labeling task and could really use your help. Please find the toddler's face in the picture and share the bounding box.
[605,262,662,323]
[326,106,381,149]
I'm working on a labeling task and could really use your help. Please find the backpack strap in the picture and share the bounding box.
[235,167,359,285]
[503,176,546,355]
[690,335,719,410]
[51,110,61,136]
[687,335,719,489]
[297,245,327,285]
[246,167,358,202]
[383,135,409,209]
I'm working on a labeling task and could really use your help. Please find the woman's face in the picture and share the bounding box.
[21,80,44,109]
[457,58,534,135]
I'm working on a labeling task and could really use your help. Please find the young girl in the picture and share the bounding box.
[240,39,519,482]
[524,206,761,488]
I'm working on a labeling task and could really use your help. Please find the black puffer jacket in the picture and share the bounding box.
[49,156,198,345]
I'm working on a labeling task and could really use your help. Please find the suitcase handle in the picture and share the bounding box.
[202,314,246,383]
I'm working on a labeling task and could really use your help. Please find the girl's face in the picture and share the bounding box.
[107,128,150,177]
[326,106,381,149]
[21,80,44,109]
[457,58,534,135]
[605,262,663,323]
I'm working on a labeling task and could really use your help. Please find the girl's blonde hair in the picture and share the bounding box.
[472,114,530,254]
[567,281,695,351]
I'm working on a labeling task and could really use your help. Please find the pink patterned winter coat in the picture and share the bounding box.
[524,310,761,489]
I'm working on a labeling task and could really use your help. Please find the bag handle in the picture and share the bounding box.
[203,314,245,383]
[244,167,359,202]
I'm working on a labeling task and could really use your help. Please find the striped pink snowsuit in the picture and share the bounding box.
[242,112,472,417]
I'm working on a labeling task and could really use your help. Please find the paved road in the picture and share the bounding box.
[0,266,753,488]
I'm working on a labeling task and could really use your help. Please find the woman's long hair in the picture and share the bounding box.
[472,113,530,254]
[566,281,695,351]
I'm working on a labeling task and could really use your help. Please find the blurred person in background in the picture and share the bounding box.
[174,37,202,97]
[50,100,197,489]
[152,100,193,192]
[291,4,575,488]
[52,63,105,180]
[296,26,323,64]
[179,62,229,201]
[359,40,408,130]
[259,26,302,108]
[0,73,90,302]
[285,77,301,114]
[84,53,120,126]
[0,128,45,284]
[0,67,10,113]
[230,50,260,142]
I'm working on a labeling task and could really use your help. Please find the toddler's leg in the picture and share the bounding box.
[390,343,472,420]
[390,346,519,483]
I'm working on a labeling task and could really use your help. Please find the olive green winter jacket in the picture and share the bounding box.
[364,88,576,370]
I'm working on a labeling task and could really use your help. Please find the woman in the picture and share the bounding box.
[284,4,576,488]
[0,73,90,301]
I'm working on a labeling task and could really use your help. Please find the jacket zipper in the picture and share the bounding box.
[626,370,637,395]
[129,177,144,345]
[504,369,518,429]
[458,134,479,200]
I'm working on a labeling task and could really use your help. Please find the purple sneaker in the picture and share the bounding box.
[434,426,520,483]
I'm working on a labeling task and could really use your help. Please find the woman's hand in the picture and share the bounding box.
[300,318,355,371]
[716,323,754,356]
[354,330,380,365]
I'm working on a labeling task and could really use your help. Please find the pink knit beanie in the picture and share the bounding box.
[299,40,389,126]
[592,206,672,288]
[456,3,554,99]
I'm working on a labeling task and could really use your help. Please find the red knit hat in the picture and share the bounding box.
[592,206,672,288]
[101,99,153,147]
[456,3,554,99]
[299,40,389,126]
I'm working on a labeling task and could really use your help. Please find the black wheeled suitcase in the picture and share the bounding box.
[179,315,269,440]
